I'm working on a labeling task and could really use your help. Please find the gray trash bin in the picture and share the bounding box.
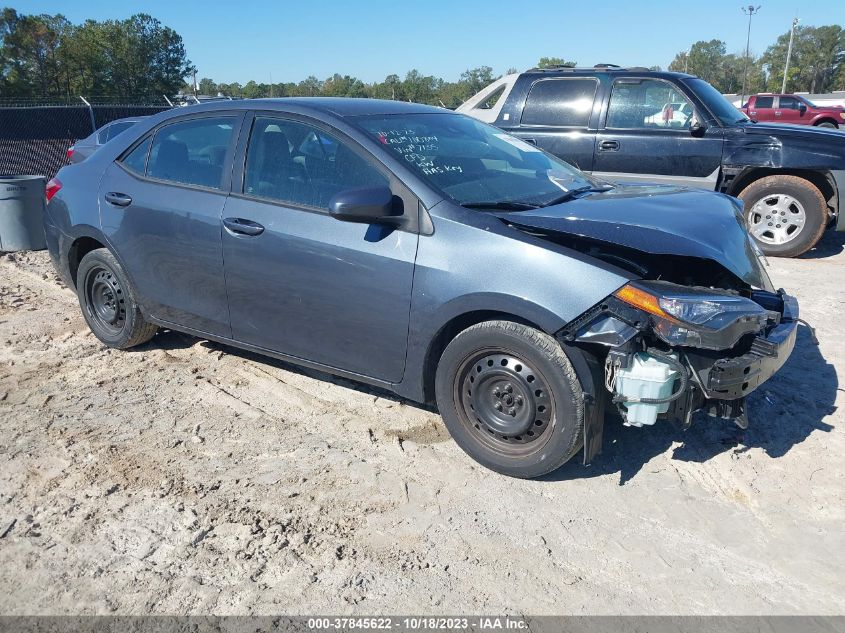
[0,175,47,251]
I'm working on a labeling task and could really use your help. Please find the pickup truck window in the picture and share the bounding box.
[779,96,800,110]
[755,96,774,108]
[520,78,598,128]
[607,78,695,130]
[684,78,749,126]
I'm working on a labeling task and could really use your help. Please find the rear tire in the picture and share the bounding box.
[435,320,584,478]
[76,248,158,349]
[738,175,827,258]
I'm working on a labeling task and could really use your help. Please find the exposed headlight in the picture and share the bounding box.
[658,294,762,325]
[614,282,768,349]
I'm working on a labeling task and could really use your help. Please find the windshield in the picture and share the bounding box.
[354,112,601,207]
[685,78,749,126]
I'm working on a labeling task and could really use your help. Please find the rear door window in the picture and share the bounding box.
[147,117,236,189]
[243,116,388,210]
[520,78,598,127]
[755,96,774,108]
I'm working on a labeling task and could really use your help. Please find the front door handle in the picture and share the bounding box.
[104,192,132,207]
[223,217,265,237]
[599,140,620,152]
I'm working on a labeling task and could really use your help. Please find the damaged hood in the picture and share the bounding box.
[494,184,772,289]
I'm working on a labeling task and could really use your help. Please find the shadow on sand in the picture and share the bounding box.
[140,325,836,486]
[544,326,837,484]
[799,229,845,259]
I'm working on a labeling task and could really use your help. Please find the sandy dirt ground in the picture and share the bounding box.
[0,236,843,616]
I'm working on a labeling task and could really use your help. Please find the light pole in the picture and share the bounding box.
[684,46,692,73]
[741,5,761,104]
[782,17,799,94]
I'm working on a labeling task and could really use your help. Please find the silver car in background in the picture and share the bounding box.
[67,116,146,163]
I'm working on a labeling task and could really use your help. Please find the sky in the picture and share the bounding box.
[18,0,845,84]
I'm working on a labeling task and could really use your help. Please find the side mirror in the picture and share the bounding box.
[798,103,807,114]
[689,120,707,137]
[328,186,402,225]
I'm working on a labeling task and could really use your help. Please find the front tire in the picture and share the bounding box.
[738,175,828,257]
[76,248,158,349]
[435,320,584,478]
[816,121,838,129]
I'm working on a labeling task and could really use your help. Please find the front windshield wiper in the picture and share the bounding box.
[539,185,613,208]
[461,201,540,211]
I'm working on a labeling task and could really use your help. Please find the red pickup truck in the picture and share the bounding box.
[741,94,844,128]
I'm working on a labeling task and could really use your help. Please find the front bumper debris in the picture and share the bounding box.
[560,288,799,462]
[686,293,798,401]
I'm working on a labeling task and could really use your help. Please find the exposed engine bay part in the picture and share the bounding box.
[558,280,799,443]
[607,350,687,427]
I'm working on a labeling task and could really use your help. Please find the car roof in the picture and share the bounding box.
[166,97,447,118]
[520,67,695,80]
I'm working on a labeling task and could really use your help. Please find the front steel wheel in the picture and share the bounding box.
[435,320,585,478]
[456,351,555,456]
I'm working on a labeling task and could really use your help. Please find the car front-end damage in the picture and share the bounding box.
[559,281,797,458]
[493,184,800,463]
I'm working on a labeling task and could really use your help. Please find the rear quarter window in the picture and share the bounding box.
[120,136,152,174]
[520,78,598,127]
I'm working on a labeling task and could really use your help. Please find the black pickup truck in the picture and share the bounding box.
[458,66,845,257]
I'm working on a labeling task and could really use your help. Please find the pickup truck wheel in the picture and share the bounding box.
[739,175,827,257]
[815,121,838,128]
[435,320,584,479]
[77,248,158,349]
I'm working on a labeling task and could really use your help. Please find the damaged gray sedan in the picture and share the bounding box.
[44,99,797,478]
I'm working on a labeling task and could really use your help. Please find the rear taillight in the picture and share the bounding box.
[45,178,62,203]
[67,146,74,160]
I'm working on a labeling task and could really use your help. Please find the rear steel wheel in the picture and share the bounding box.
[76,248,158,348]
[84,266,127,336]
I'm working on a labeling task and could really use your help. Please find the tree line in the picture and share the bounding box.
[2,5,843,108]
[0,8,194,101]
[198,66,513,109]
[668,25,845,94]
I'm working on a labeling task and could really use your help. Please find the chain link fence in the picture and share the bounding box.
[0,103,171,179]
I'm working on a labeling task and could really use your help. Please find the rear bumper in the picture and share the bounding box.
[42,209,74,288]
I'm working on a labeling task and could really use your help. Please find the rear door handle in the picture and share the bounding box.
[104,192,132,207]
[599,140,620,151]
[223,217,265,237]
